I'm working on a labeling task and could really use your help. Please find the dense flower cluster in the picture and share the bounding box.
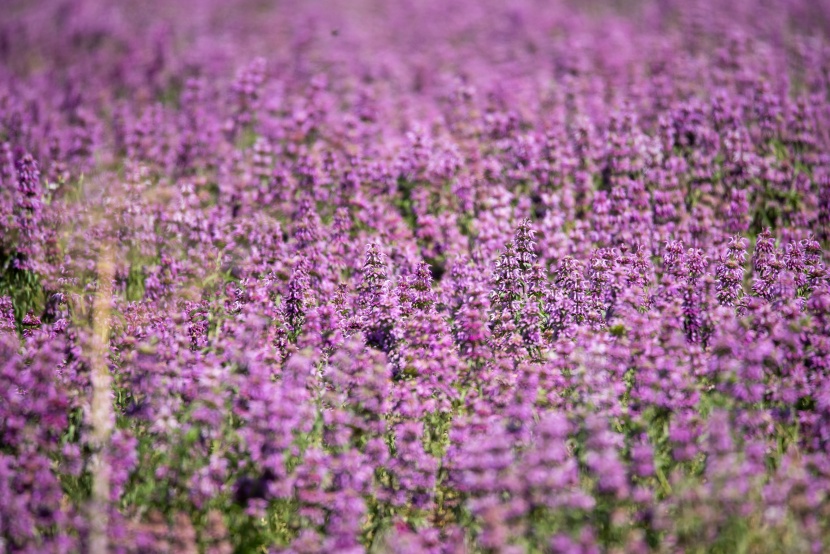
[2,0,830,552]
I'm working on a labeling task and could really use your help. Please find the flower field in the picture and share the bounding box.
[2,0,830,552]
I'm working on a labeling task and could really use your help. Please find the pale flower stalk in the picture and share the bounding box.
[88,246,115,554]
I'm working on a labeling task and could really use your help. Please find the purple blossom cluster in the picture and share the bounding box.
[2,0,830,552]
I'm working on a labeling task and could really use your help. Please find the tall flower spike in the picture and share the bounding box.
[490,241,528,355]
[716,235,748,307]
[384,422,438,511]
[492,241,523,307]
[359,243,389,310]
[553,256,589,327]
[284,259,310,340]
[357,244,399,354]
[752,228,780,300]
[293,197,322,254]
[12,153,43,270]
[662,240,685,278]
[398,261,435,316]
[514,218,537,271]
[0,296,15,335]
[226,57,266,139]
[683,248,708,343]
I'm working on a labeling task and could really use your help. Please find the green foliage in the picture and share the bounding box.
[0,252,44,331]
[125,263,146,302]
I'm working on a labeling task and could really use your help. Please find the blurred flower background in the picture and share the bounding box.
[2,0,830,552]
